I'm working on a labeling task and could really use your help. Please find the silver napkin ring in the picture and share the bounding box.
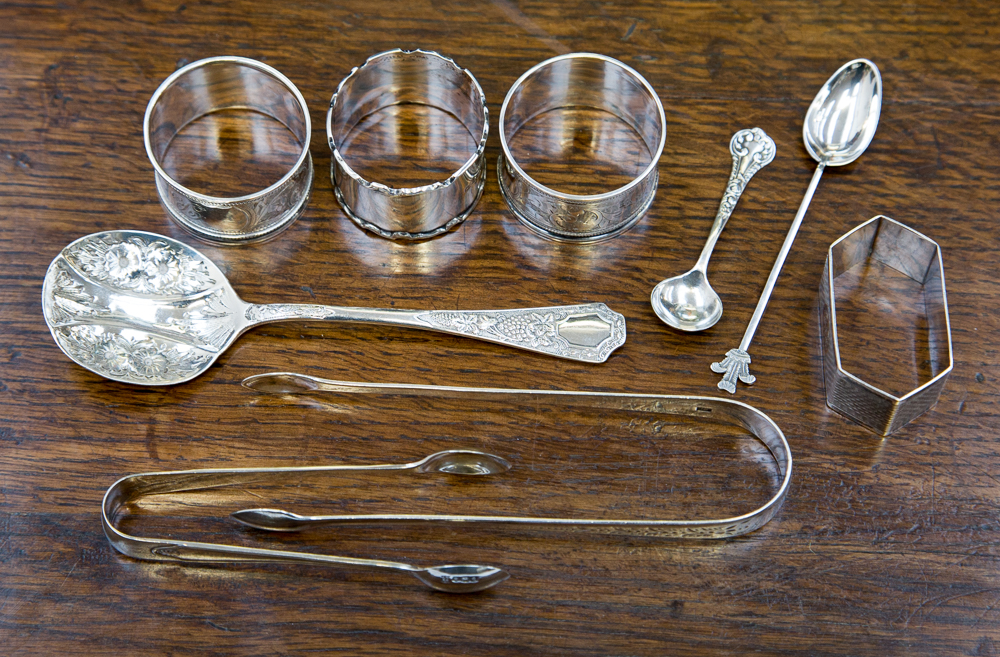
[327,49,489,241]
[144,56,313,244]
[498,53,666,243]
[820,215,953,435]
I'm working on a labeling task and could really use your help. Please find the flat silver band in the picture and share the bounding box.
[326,49,488,241]
[144,56,313,244]
[820,215,953,435]
[498,53,666,243]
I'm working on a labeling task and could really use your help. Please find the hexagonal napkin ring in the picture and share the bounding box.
[819,215,953,436]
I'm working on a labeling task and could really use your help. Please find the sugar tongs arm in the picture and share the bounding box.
[101,459,508,593]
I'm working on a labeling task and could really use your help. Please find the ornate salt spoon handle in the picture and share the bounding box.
[42,231,628,385]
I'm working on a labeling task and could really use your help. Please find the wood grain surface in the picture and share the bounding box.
[2,0,999,654]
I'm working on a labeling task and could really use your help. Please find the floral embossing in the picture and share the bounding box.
[55,325,212,384]
[66,234,215,296]
[244,304,331,325]
[130,344,171,378]
[166,290,235,352]
[414,304,626,363]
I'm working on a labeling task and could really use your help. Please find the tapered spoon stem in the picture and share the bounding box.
[712,162,826,394]
[739,162,826,351]
[713,58,881,393]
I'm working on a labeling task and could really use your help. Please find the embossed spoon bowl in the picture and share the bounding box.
[42,231,627,385]
[651,128,776,332]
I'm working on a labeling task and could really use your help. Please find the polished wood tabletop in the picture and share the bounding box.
[2,1,999,654]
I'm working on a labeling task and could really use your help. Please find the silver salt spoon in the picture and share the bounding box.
[651,128,776,332]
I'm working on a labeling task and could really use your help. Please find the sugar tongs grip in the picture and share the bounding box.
[102,451,512,593]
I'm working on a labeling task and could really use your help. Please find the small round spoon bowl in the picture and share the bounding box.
[416,450,512,476]
[413,565,510,593]
[651,269,723,332]
[242,372,322,394]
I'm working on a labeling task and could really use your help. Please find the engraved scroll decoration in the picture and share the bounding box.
[717,128,776,225]
[500,154,657,238]
[244,304,333,325]
[414,303,625,362]
[159,155,312,238]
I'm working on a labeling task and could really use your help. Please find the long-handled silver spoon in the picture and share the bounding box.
[43,230,626,385]
[651,128,776,331]
[712,59,882,393]
[102,449,512,593]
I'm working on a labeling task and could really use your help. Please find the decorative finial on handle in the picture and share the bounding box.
[711,348,756,394]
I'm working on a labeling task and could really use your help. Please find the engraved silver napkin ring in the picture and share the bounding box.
[327,49,489,241]
[144,56,313,244]
[819,215,953,435]
[498,53,666,243]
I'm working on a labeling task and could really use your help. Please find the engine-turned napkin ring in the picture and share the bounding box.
[819,215,953,435]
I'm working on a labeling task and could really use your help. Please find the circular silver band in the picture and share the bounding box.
[144,56,313,244]
[327,49,488,241]
[498,53,666,243]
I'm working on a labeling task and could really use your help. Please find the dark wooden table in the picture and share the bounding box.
[2,1,998,654]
